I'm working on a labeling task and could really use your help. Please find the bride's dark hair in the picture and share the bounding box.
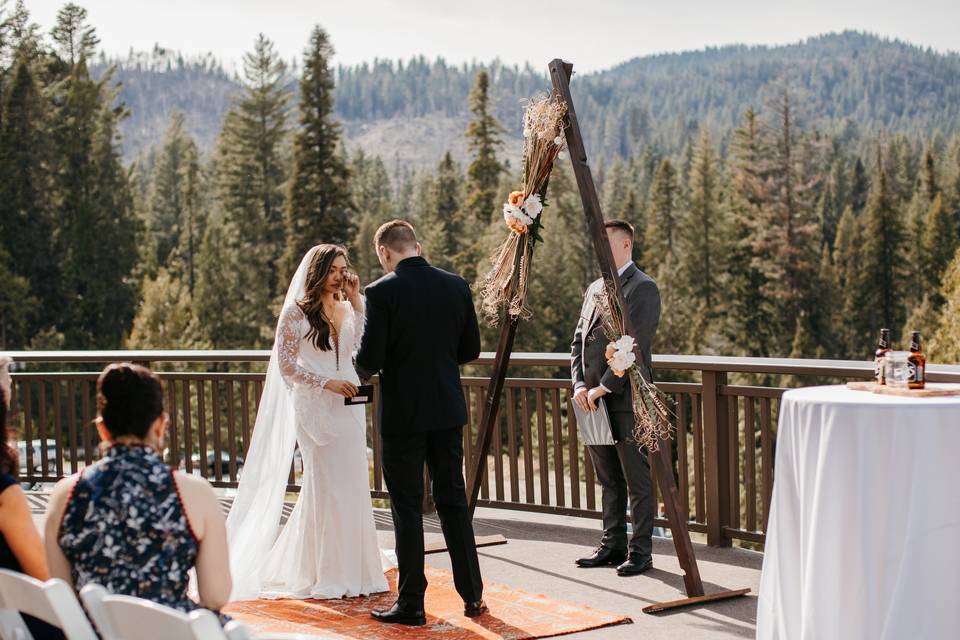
[297,244,349,351]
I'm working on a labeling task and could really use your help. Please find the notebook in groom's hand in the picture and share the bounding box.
[344,385,374,405]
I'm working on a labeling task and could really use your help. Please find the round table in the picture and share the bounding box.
[756,385,960,639]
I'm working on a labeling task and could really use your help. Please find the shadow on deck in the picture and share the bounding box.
[29,492,760,639]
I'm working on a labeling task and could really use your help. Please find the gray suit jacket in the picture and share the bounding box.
[570,264,661,442]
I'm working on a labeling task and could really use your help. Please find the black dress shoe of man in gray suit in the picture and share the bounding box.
[570,219,661,577]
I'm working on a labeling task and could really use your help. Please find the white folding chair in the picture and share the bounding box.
[95,593,228,640]
[77,584,114,639]
[0,569,98,640]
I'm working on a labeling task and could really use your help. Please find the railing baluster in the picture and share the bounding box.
[197,381,208,479]
[211,380,223,483]
[761,397,774,531]
[536,388,549,506]
[183,379,194,475]
[492,391,504,502]
[744,397,757,533]
[67,381,77,475]
[478,387,490,500]
[677,392,689,521]
[521,389,534,503]
[167,378,179,469]
[567,393,580,509]
[463,385,473,489]
[728,393,740,530]
[52,380,64,478]
[551,388,565,508]
[506,387,519,503]
[692,392,705,523]
[226,380,237,482]
[240,380,251,457]
[82,380,93,466]
[24,381,34,482]
[38,382,48,480]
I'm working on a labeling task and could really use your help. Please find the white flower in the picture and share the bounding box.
[557,150,567,160]
[523,194,543,219]
[522,128,531,138]
[614,335,636,353]
[503,203,533,226]
[554,135,564,146]
[610,350,636,372]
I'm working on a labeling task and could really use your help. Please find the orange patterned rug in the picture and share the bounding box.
[225,567,631,639]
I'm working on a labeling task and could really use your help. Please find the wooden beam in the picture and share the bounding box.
[425,534,507,555]
[642,588,752,614]
[548,58,709,597]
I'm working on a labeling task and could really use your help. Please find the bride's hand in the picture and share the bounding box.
[343,272,361,303]
[326,379,359,398]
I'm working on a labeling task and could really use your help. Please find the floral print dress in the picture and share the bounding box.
[58,444,205,615]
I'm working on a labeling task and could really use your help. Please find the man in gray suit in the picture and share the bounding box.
[570,219,661,576]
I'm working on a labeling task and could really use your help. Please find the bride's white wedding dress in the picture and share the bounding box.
[226,247,389,601]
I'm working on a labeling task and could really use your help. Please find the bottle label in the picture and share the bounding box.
[875,357,884,383]
[908,362,925,383]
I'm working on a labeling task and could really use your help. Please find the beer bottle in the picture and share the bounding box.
[908,330,926,390]
[875,328,891,384]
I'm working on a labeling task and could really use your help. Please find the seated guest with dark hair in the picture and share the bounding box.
[44,363,233,618]
[0,356,65,640]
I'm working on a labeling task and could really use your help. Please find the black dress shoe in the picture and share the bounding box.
[464,599,488,617]
[371,601,426,626]
[616,553,653,576]
[575,546,627,568]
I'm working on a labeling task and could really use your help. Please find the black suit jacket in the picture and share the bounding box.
[570,264,661,441]
[356,256,481,436]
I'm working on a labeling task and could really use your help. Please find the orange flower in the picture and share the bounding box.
[508,190,525,207]
[507,218,528,234]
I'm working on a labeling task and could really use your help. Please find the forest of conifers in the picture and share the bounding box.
[1,2,959,366]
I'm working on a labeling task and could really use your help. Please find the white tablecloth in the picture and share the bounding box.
[757,385,960,640]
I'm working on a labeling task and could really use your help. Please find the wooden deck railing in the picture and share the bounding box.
[7,350,960,547]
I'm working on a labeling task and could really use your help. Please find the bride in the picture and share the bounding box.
[226,244,390,600]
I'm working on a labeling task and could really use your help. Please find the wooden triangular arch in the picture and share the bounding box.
[464,59,749,613]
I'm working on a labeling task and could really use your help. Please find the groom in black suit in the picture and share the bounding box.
[357,220,485,626]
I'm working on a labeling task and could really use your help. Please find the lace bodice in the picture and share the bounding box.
[277,300,365,390]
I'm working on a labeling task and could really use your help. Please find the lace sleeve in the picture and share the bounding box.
[277,305,330,389]
[348,297,366,352]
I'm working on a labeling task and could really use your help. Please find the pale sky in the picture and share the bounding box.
[23,0,960,72]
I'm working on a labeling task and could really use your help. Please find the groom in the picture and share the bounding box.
[357,220,486,626]
[571,219,660,576]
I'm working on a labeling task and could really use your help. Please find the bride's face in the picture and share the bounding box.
[323,255,350,294]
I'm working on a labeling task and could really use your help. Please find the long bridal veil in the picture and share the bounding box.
[225,246,319,600]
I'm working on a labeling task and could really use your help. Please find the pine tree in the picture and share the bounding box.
[859,147,905,340]
[144,112,199,273]
[930,248,960,362]
[679,130,724,320]
[753,87,821,351]
[0,51,56,336]
[724,107,777,357]
[833,206,866,358]
[0,246,35,349]
[463,70,505,224]
[127,268,197,349]
[920,194,957,304]
[281,26,352,281]
[643,158,679,273]
[47,7,138,348]
[215,34,291,295]
[420,151,464,272]
[348,151,393,284]
[849,157,869,212]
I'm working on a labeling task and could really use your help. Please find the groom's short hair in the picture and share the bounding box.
[604,219,634,242]
[375,219,418,252]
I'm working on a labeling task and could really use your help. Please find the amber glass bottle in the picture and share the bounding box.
[907,331,926,390]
